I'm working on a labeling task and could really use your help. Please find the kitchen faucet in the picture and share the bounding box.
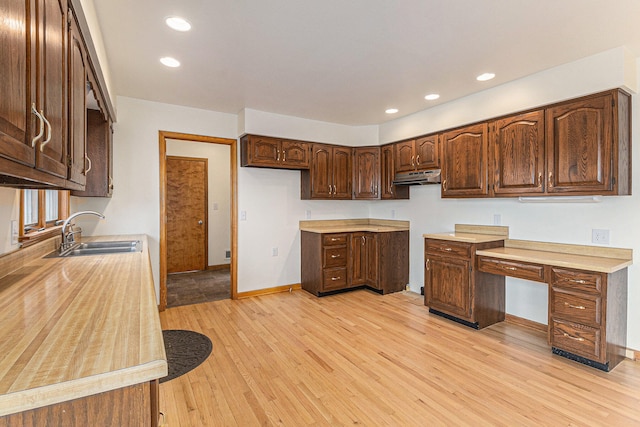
[60,211,105,252]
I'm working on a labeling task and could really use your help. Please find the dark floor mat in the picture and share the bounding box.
[160,329,212,383]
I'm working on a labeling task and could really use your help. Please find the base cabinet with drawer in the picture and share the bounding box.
[424,238,505,328]
[301,230,408,296]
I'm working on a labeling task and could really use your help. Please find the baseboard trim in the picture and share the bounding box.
[207,264,231,271]
[237,283,301,299]
[626,349,639,361]
[504,314,547,334]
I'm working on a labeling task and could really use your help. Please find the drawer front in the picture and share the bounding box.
[322,267,348,291]
[552,289,601,327]
[551,319,602,362]
[323,234,348,246]
[425,239,470,259]
[550,267,602,294]
[477,256,545,282]
[323,246,348,268]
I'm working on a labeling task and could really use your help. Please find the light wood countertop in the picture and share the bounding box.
[0,234,167,417]
[300,219,409,233]
[423,224,509,243]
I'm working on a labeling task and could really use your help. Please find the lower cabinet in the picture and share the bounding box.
[424,238,505,329]
[301,230,408,296]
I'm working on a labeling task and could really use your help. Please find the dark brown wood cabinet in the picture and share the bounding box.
[71,109,113,197]
[67,7,87,187]
[441,123,489,197]
[380,144,409,200]
[424,238,505,328]
[352,147,380,199]
[240,134,310,169]
[490,110,545,195]
[302,230,408,296]
[394,135,439,173]
[301,144,352,199]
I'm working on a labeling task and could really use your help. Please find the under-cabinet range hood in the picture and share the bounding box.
[392,169,441,185]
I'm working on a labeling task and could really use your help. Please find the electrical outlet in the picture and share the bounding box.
[391,210,396,219]
[493,214,501,225]
[592,229,610,245]
[272,247,278,257]
[225,250,231,259]
[305,210,311,219]
[213,202,219,210]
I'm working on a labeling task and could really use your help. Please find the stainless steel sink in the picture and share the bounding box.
[51,240,142,257]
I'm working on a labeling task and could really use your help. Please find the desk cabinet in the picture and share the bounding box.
[424,238,504,328]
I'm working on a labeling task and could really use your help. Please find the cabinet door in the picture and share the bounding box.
[350,232,367,286]
[415,134,439,170]
[394,139,415,172]
[332,146,352,199]
[67,10,87,186]
[245,136,280,167]
[280,140,309,169]
[365,233,379,288]
[35,0,68,179]
[353,147,380,200]
[491,110,545,195]
[441,123,488,197]
[380,144,408,200]
[425,256,471,319]
[0,0,36,168]
[546,94,612,193]
[310,144,332,198]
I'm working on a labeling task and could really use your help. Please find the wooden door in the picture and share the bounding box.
[546,94,612,194]
[166,156,208,273]
[332,146,352,199]
[415,135,439,170]
[35,0,68,178]
[310,144,332,198]
[67,10,87,186]
[425,256,471,319]
[441,123,488,197]
[350,232,367,286]
[0,0,36,168]
[365,233,379,288]
[394,139,415,172]
[491,110,545,195]
[246,135,280,167]
[353,147,380,199]
[280,140,309,169]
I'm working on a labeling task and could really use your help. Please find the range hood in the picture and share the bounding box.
[393,169,441,185]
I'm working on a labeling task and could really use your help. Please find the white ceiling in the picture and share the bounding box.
[93,0,640,126]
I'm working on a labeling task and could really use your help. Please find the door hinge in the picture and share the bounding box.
[67,156,73,168]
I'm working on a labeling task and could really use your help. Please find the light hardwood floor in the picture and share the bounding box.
[159,289,640,426]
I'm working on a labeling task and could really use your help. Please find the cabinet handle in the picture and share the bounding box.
[503,266,517,271]
[441,247,452,252]
[333,184,337,194]
[361,235,365,245]
[562,332,585,342]
[31,104,45,147]
[548,172,553,188]
[283,151,286,162]
[416,155,420,165]
[40,112,52,151]
[564,302,586,310]
[389,185,393,196]
[411,155,415,166]
[328,185,332,194]
[538,172,542,187]
[331,276,341,281]
[85,154,92,173]
[109,176,114,190]
[330,238,339,241]
[426,259,430,270]
[276,149,280,161]
[331,254,341,258]
[571,279,587,284]
[442,179,447,191]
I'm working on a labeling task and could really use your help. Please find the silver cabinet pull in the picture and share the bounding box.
[31,104,45,147]
[40,112,52,151]
[85,154,92,173]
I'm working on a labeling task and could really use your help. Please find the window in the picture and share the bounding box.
[20,189,69,243]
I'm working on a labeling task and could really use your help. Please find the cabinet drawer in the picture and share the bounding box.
[323,246,348,267]
[550,267,602,294]
[425,240,470,258]
[322,268,348,291]
[551,319,602,362]
[477,257,545,282]
[323,234,348,245]
[552,289,601,327]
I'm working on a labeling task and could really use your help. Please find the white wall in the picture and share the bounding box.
[371,48,640,350]
[166,139,231,267]
[0,188,20,254]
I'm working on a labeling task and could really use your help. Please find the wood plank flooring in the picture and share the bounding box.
[158,289,640,426]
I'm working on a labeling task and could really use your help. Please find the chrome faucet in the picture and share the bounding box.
[60,211,105,251]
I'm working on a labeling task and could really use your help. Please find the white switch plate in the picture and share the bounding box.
[305,210,311,219]
[272,247,278,257]
[213,202,219,210]
[11,220,18,245]
[240,210,247,221]
[592,229,610,245]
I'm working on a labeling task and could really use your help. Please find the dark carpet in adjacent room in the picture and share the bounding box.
[167,268,230,308]
[160,330,212,383]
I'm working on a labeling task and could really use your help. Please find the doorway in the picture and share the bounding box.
[159,131,237,311]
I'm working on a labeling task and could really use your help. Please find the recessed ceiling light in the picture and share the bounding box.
[160,57,181,68]
[476,73,495,82]
[385,108,399,114]
[165,16,191,32]
[424,94,440,101]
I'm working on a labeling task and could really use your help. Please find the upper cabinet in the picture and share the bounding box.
[490,110,545,196]
[545,90,630,195]
[301,144,352,199]
[381,144,409,200]
[441,123,489,198]
[353,147,380,200]
[67,6,87,187]
[241,134,310,169]
[394,135,439,173]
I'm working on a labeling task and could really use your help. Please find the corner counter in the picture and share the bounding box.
[0,235,167,421]
[300,218,410,233]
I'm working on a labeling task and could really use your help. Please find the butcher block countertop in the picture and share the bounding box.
[300,218,410,233]
[0,234,167,417]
